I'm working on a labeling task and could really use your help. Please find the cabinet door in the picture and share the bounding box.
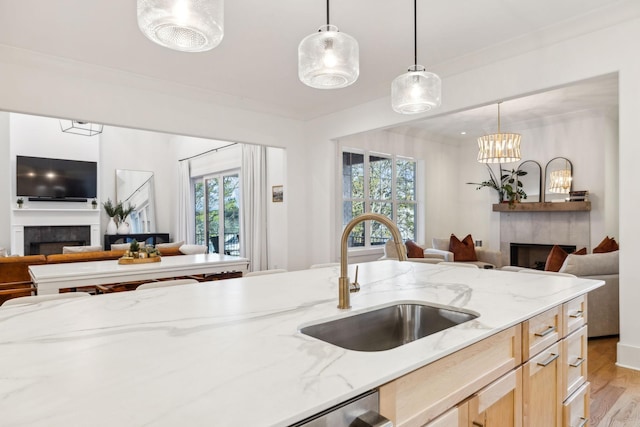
[563,382,589,427]
[469,368,522,427]
[562,326,588,400]
[423,402,468,427]
[523,306,562,360]
[523,342,562,427]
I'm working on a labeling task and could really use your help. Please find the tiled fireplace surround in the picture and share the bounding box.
[499,211,590,268]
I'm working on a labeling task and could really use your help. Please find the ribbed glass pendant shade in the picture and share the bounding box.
[477,133,522,163]
[548,169,572,193]
[298,25,359,89]
[137,0,223,52]
[391,65,441,114]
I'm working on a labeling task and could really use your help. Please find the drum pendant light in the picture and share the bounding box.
[391,0,441,113]
[298,0,359,89]
[137,0,224,52]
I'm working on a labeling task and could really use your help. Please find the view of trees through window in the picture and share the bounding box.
[342,151,417,248]
[194,173,240,255]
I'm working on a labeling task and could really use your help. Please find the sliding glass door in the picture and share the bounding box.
[194,172,240,255]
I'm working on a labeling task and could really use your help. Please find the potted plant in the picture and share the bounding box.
[91,198,98,209]
[116,203,136,234]
[103,198,120,235]
[17,198,24,208]
[468,165,527,206]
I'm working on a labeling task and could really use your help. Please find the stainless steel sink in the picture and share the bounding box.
[300,303,478,351]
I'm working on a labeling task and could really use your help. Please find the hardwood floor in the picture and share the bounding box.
[589,336,640,426]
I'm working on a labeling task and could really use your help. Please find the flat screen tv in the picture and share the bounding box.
[16,155,98,201]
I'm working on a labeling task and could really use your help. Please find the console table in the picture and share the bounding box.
[29,254,249,295]
[103,233,170,250]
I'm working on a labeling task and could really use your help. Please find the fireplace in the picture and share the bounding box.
[510,243,576,270]
[24,226,92,256]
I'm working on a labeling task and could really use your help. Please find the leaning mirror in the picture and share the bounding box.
[544,157,573,202]
[116,169,157,233]
[517,160,542,202]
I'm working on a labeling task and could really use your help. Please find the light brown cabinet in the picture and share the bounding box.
[379,295,590,427]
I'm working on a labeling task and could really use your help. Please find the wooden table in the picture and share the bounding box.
[29,253,250,295]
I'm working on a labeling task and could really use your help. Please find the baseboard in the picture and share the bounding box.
[616,341,640,371]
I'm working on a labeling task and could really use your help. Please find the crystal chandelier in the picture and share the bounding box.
[59,120,103,137]
[298,0,359,89]
[391,0,441,114]
[477,103,521,163]
[137,0,224,52]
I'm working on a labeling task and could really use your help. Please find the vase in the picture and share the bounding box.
[106,217,118,235]
[117,221,130,235]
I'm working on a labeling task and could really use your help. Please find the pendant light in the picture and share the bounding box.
[477,103,521,163]
[137,0,224,52]
[298,0,359,89]
[59,120,103,137]
[391,0,441,114]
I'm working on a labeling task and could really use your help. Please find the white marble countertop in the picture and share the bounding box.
[0,261,603,427]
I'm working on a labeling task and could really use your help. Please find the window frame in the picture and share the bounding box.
[341,148,420,250]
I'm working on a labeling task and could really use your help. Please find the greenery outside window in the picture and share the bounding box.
[194,171,240,255]
[342,150,418,248]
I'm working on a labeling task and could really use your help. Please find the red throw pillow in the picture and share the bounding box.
[405,240,424,258]
[544,246,587,272]
[449,234,477,262]
[593,236,619,253]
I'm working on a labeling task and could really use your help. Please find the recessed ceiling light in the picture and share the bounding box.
[460,131,467,135]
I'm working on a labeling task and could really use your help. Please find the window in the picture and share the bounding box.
[342,150,418,248]
[194,171,241,255]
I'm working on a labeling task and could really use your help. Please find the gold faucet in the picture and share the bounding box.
[338,212,407,309]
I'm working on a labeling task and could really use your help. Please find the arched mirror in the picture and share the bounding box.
[516,160,542,202]
[116,169,157,233]
[544,157,573,202]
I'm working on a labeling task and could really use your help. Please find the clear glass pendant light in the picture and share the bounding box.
[391,0,441,113]
[137,0,223,52]
[298,1,359,89]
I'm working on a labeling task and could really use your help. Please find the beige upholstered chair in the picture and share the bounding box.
[244,269,287,277]
[136,278,198,290]
[1,292,91,307]
[378,240,443,264]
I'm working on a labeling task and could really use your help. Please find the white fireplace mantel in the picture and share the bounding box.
[11,207,101,255]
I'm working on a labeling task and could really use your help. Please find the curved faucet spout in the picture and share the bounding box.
[338,213,407,309]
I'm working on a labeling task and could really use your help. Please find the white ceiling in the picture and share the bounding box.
[0,0,631,126]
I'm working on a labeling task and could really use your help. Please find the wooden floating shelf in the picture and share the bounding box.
[492,201,591,212]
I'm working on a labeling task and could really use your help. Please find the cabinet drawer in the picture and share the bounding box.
[523,306,562,360]
[379,326,521,427]
[523,342,562,427]
[562,326,588,401]
[563,295,587,337]
[563,382,590,427]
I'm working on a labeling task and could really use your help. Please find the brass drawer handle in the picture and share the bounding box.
[537,353,559,367]
[472,422,484,427]
[535,326,556,337]
[570,357,585,368]
[574,417,588,427]
[570,310,584,319]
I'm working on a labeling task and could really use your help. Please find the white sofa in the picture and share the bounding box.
[425,238,503,269]
[379,241,442,264]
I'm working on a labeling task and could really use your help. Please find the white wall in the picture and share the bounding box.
[266,146,287,270]
[99,125,173,235]
[0,112,11,251]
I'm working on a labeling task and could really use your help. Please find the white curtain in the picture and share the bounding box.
[241,145,268,271]
[176,159,195,244]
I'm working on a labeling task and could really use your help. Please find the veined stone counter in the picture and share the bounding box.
[0,261,603,426]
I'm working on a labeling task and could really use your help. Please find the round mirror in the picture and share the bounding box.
[516,160,542,203]
[544,157,573,202]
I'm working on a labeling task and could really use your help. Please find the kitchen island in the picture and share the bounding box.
[0,261,603,426]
